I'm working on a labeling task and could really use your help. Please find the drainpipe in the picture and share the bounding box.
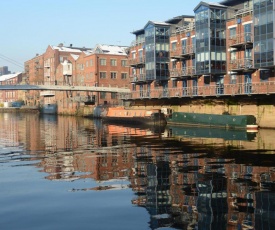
[96,55,99,105]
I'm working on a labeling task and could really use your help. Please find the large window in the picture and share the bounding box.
[230,75,237,84]
[111,92,117,99]
[111,72,117,79]
[100,92,106,99]
[121,60,127,66]
[204,75,210,85]
[110,59,117,66]
[254,0,274,67]
[100,59,106,66]
[100,72,106,79]
[121,73,127,79]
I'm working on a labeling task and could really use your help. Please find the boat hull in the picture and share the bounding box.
[102,115,166,127]
[167,112,258,130]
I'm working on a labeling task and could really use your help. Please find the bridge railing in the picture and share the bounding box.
[18,81,129,89]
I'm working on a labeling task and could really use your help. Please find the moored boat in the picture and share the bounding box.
[166,112,258,130]
[94,106,167,126]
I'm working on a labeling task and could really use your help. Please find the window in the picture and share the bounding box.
[90,60,93,66]
[260,70,270,82]
[204,75,210,85]
[132,84,136,91]
[111,92,117,99]
[121,73,127,79]
[100,59,106,66]
[111,72,117,79]
[229,27,236,39]
[230,75,237,84]
[110,59,117,66]
[100,92,106,99]
[121,60,127,66]
[100,72,106,78]
[86,61,89,67]
[171,41,177,51]
[231,51,236,60]
[172,80,177,88]
[172,60,177,69]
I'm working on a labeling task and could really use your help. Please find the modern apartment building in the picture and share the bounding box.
[127,0,275,101]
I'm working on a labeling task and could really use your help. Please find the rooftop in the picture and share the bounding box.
[0,72,22,82]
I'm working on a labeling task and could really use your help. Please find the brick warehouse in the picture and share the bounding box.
[24,43,129,115]
[17,0,275,127]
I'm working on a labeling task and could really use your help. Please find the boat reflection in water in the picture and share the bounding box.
[166,125,257,141]
[1,113,275,230]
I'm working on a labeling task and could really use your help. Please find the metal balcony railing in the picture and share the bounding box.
[130,74,146,83]
[229,58,254,71]
[229,33,253,47]
[119,81,275,100]
[234,7,253,17]
[170,45,195,58]
[128,56,145,66]
[182,45,195,56]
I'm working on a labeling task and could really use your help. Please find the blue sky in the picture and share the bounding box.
[1,0,219,73]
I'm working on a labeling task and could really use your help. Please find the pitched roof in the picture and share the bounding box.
[94,44,128,55]
[0,72,22,82]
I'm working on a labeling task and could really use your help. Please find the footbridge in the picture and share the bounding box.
[0,84,130,93]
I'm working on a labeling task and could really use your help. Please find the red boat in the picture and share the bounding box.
[96,106,167,126]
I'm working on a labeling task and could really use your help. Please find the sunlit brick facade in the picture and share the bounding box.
[126,0,275,101]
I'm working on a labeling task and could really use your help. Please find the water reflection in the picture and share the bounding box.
[0,113,275,229]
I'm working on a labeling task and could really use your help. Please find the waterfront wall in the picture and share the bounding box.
[131,97,275,129]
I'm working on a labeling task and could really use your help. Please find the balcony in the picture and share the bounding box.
[130,74,147,84]
[44,61,51,68]
[128,56,145,67]
[44,70,51,78]
[181,45,195,58]
[119,81,275,100]
[130,39,145,47]
[234,7,253,17]
[229,58,254,72]
[170,69,181,79]
[229,33,253,49]
[181,66,196,77]
[40,91,55,97]
[170,48,182,59]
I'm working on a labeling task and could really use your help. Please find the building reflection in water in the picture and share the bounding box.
[1,113,275,229]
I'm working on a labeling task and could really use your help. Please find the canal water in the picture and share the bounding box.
[0,113,275,230]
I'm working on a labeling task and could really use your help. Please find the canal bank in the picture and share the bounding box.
[2,95,274,129]
[128,96,275,129]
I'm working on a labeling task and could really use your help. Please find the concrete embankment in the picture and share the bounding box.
[0,106,40,113]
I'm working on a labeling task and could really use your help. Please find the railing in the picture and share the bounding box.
[234,7,253,17]
[128,56,145,66]
[182,45,195,55]
[170,45,195,58]
[130,74,146,83]
[171,23,195,35]
[119,81,275,100]
[181,66,196,76]
[170,67,196,78]
[229,58,253,71]
[229,33,253,47]
[170,48,182,57]
[130,39,145,47]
